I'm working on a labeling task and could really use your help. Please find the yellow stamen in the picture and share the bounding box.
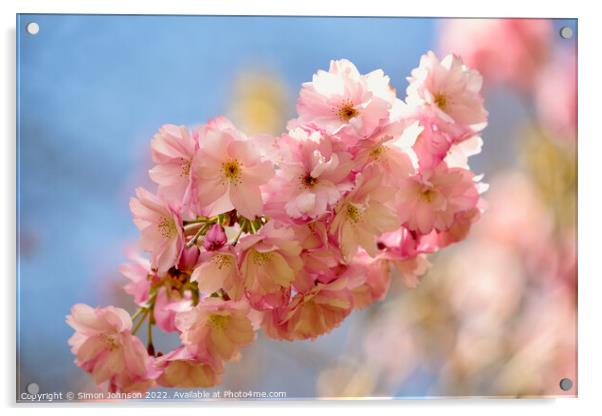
[252,250,272,266]
[212,254,232,271]
[344,203,362,224]
[105,336,120,351]
[208,314,229,329]
[300,173,319,189]
[369,145,385,160]
[222,159,242,184]
[180,159,191,177]
[158,217,177,238]
[433,92,447,110]
[419,189,436,203]
[335,100,359,122]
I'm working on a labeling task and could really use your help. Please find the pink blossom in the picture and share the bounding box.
[263,277,352,341]
[190,249,243,300]
[389,98,479,170]
[353,120,419,185]
[439,18,553,90]
[153,287,193,333]
[238,222,303,302]
[155,347,223,388]
[149,124,197,204]
[444,135,484,170]
[434,207,481,249]
[129,187,183,274]
[175,298,255,361]
[108,370,157,394]
[265,127,353,221]
[296,59,392,141]
[406,51,488,129]
[66,304,152,390]
[378,226,438,257]
[191,118,274,219]
[346,253,392,309]
[408,107,480,170]
[120,253,154,305]
[330,168,401,261]
[377,228,433,287]
[293,222,344,290]
[201,115,239,132]
[396,163,479,234]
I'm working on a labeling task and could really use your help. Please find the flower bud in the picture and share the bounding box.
[203,224,227,251]
[178,246,200,272]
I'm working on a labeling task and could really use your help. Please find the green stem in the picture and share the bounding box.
[131,307,144,322]
[183,222,204,234]
[186,223,208,248]
[131,309,149,335]
[183,216,209,226]
[232,229,244,246]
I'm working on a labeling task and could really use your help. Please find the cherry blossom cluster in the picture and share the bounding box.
[67,51,488,393]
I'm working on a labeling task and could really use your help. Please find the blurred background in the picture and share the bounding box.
[17,15,577,399]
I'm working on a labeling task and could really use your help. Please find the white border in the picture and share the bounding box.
[2,0,600,414]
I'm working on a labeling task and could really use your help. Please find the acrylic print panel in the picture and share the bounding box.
[16,14,577,401]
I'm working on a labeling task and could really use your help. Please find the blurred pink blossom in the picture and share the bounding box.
[439,19,553,91]
[535,51,577,139]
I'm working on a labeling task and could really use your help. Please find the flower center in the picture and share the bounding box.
[301,173,319,189]
[180,158,191,177]
[104,335,120,351]
[419,188,437,203]
[344,202,363,224]
[158,216,177,239]
[252,250,272,266]
[208,314,229,330]
[335,100,359,122]
[369,145,385,160]
[433,92,447,110]
[212,254,233,271]
[222,159,242,184]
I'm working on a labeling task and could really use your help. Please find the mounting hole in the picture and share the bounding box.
[26,22,40,35]
[559,26,573,40]
[26,382,39,394]
[559,378,573,391]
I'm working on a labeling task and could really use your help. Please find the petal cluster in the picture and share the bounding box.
[69,52,487,392]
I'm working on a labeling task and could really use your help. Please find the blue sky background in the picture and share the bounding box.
[16,14,576,399]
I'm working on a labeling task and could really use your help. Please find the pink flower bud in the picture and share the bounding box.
[202,224,227,251]
[178,245,200,272]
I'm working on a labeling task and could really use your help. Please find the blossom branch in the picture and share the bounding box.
[67,52,488,393]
